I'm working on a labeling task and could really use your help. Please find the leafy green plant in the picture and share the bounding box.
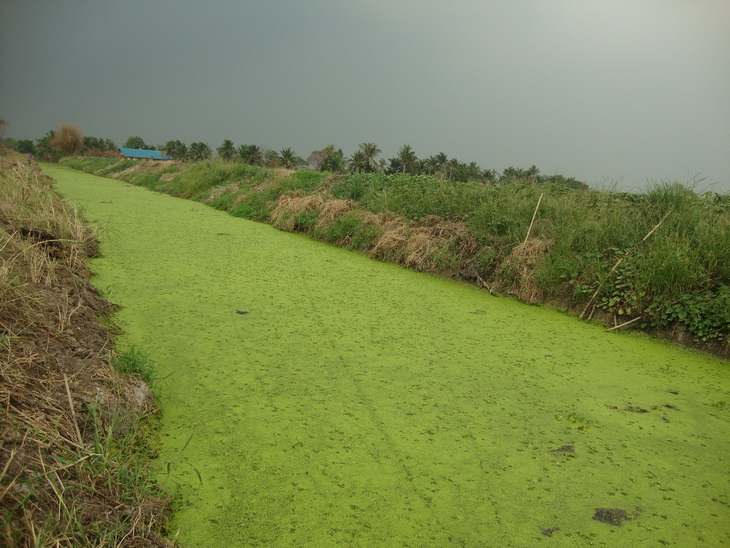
[350,223,381,250]
[99,159,136,176]
[431,242,460,271]
[645,286,730,343]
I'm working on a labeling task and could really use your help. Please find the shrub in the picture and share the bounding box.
[50,124,84,156]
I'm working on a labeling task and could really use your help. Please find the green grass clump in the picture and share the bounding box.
[113,346,156,386]
[208,191,237,211]
[61,157,117,173]
[293,210,319,232]
[317,213,362,245]
[291,169,327,191]
[230,192,271,222]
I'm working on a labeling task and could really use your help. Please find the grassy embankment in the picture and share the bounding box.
[61,156,730,356]
[0,152,172,546]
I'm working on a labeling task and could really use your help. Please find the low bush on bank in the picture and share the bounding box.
[60,157,730,353]
[2,152,172,546]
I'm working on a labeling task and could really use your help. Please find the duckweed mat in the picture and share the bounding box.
[45,163,730,547]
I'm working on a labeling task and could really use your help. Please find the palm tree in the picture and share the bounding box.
[525,164,540,183]
[447,158,463,181]
[188,142,212,162]
[396,144,418,174]
[358,142,381,173]
[385,157,401,175]
[481,168,497,183]
[217,139,236,161]
[163,140,187,160]
[347,150,369,173]
[237,144,251,163]
[278,147,296,168]
[238,144,264,166]
[250,146,265,166]
[425,152,448,178]
[421,156,436,175]
[501,166,526,181]
[465,162,481,181]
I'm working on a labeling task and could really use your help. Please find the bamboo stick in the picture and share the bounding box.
[63,374,83,447]
[523,193,544,245]
[606,316,642,332]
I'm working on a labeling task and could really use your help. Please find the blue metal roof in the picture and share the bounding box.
[119,148,172,160]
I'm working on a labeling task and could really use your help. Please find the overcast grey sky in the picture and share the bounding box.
[1,0,728,192]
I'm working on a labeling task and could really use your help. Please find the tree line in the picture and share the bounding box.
[1,123,587,187]
[160,139,586,187]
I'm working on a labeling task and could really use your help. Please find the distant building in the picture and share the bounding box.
[119,147,172,160]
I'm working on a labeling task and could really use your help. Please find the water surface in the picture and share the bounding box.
[46,164,729,547]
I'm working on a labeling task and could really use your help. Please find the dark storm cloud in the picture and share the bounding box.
[1,0,728,192]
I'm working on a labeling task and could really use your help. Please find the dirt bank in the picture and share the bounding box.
[0,152,172,546]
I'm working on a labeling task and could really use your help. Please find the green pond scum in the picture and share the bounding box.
[44,163,729,547]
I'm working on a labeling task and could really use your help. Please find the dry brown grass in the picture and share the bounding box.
[498,238,550,303]
[270,194,325,230]
[270,193,353,231]
[49,124,83,157]
[315,198,352,227]
[371,214,481,274]
[272,193,482,276]
[0,152,172,547]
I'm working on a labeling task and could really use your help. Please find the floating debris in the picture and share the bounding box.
[593,508,631,526]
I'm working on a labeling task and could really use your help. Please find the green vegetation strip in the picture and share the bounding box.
[46,163,729,546]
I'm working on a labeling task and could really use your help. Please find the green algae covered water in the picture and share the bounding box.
[45,163,729,547]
